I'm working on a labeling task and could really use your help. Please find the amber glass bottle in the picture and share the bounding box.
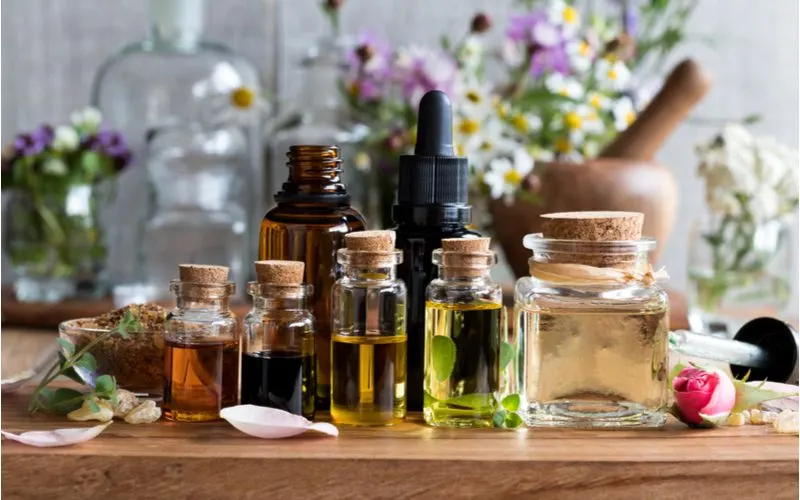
[259,145,366,409]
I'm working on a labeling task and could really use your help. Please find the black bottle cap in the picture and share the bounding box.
[730,317,799,384]
[394,91,470,212]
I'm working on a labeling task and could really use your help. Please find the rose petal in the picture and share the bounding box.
[220,405,338,439]
[1,422,112,447]
[699,369,736,417]
[675,390,714,424]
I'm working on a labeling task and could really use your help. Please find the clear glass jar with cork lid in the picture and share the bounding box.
[163,264,240,422]
[241,260,316,420]
[423,237,505,428]
[515,212,669,428]
[331,230,407,426]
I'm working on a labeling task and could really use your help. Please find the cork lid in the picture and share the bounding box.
[341,230,399,267]
[178,264,230,283]
[541,211,643,241]
[441,237,491,253]
[437,237,494,277]
[254,260,305,284]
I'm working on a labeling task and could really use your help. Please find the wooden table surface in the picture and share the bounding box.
[2,328,799,499]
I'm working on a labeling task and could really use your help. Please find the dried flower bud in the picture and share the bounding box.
[355,44,375,63]
[605,34,636,61]
[470,12,492,33]
[325,0,344,10]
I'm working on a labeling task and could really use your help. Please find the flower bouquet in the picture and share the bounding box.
[333,0,699,228]
[1,107,132,302]
[688,124,799,333]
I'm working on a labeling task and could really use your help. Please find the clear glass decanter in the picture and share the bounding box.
[91,0,261,289]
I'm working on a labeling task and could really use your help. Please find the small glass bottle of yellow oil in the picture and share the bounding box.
[241,260,316,420]
[331,230,407,426]
[163,264,240,422]
[424,238,505,428]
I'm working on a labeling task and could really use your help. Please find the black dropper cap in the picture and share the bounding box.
[393,90,470,225]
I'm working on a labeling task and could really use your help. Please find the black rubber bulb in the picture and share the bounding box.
[414,90,455,157]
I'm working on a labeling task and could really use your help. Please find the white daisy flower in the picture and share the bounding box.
[483,148,535,201]
[587,91,611,111]
[612,97,637,131]
[458,36,484,71]
[70,106,102,131]
[566,40,593,73]
[594,57,632,91]
[52,126,80,152]
[545,73,584,100]
[547,0,581,39]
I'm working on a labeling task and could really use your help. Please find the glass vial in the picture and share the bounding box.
[163,264,240,422]
[424,238,505,428]
[331,231,407,426]
[260,145,366,410]
[515,212,669,428]
[242,260,316,420]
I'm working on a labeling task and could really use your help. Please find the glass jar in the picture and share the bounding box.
[142,124,249,299]
[515,234,669,428]
[687,214,792,336]
[163,265,240,422]
[330,231,407,426]
[423,239,505,428]
[242,278,315,420]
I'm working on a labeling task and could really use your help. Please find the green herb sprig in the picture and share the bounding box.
[28,310,141,414]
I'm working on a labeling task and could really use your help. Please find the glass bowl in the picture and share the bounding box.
[58,318,164,395]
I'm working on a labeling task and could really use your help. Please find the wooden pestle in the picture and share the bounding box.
[599,59,713,160]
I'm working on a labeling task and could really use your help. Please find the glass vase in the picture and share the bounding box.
[3,185,108,302]
[687,215,793,335]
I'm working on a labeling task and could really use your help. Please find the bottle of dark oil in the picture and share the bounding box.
[330,231,407,426]
[162,264,240,423]
[423,239,504,428]
[259,146,366,410]
[241,260,316,420]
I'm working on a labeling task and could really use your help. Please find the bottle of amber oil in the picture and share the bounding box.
[260,145,366,410]
[163,264,240,422]
[242,260,316,420]
[331,231,407,426]
[424,238,504,428]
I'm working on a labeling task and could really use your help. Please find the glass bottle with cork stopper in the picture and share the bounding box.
[260,145,366,410]
[331,230,407,426]
[241,260,316,420]
[163,264,240,422]
[515,211,670,428]
[424,237,505,428]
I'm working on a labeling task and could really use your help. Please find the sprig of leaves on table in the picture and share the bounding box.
[430,335,524,429]
[28,310,141,414]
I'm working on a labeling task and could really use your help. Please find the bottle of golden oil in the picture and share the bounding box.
[241,260,316,420]
[515,212,669,428]
[260,145,366,410]
[163,264,240,422]
[424,238,505,428]
[331,230,407,426]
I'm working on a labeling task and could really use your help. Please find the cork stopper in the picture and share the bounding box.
[342,230,397,267]
[254,260,305,284]
[541,211,643,241]
[438,238,494,277]
[178,264,229,283]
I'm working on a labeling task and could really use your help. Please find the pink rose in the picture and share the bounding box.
[672,366,736,425]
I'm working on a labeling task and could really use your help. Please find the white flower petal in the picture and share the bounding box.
[1,422,112,447]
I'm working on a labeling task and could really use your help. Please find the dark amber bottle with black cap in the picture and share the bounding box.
[392,91,480,411]
[260,145,366,410]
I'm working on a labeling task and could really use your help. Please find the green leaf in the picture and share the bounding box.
[493,409,507,427]
[61,366,86,385]
[445,393,494,410]
[424,390,440,408]
[500,341,515,370]
[504,413,524,429]
[501,394,521,412]
[46,388,86,414]
[95,374,116,396]
[668,362,686,384]
[431,336,456,383]
[87,399,100,413]
[74,352,97,372]
[731,379,789,413]
[57,338,75,356]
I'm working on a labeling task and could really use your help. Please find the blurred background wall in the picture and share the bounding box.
[2,0,798,314]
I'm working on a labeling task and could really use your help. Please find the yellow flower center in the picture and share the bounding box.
[559,87,570,97]
[348,82,361,97]
[230,87,256,109]
[512,114,528,133]
[466,90,481,103]
[503,169,522,185]
[564,112,583,130]
[458,118,480,135]
[563,6,578,24]
[625,111,636,125]
[579,41,590,56]
[607,68,618,80]
[554,137,572,153]
[589,94,603,109]
[497,103,509,118]
[480,141,493,151]
[455,144,466,156]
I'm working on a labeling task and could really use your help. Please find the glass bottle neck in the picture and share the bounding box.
[252,296,309,311]
[344,265,397,281]
[175,296,230,312]
[438,268,492,282]
[147,0,206,51]
[275,145,349,203]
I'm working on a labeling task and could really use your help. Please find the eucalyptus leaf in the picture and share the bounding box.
[431,336,456,383]
[74,352,97,372]
[501,394,521,412]
[94,375,115,397]
[493,409,507,427]
[46,388,86,414]
[504,413,524,429]
[500,341,515,370]
[57,338,75,356]
[61,366,86,385]
[424,390,440,408]
[88,399,100,413]
[446,393,494,410]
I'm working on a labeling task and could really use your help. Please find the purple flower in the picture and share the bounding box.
[623,8,637,36]
[506,12,571,76]
[345,32,393,102]
[83,129,133,171]
[14,133,46,157]
[392,46,458,108]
